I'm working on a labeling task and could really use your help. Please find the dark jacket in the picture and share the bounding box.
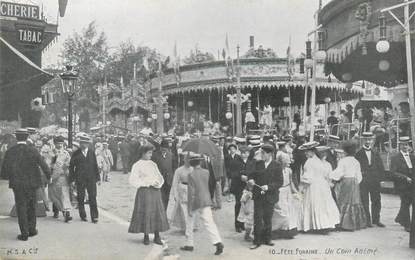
[0,143,51,189]
[226,154,244,179]
[249,160,284,204]
[153,149,174,186]
[69,148,100,184]
[355,148,385,185]
[390,152,415,195]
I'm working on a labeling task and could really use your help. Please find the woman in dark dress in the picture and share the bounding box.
[128,144,169,245]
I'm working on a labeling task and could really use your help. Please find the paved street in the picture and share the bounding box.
[0,171,414,260]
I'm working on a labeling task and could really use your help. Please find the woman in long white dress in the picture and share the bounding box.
[297,142,340,233]
[271,152,300,239]
[330,141,367,231]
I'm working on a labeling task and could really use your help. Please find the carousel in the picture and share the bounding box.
[145,41,363,135]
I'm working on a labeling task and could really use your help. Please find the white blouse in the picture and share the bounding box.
[129,160,164,189]
[330,156,362,183]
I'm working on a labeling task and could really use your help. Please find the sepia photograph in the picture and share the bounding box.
[0,0,415,259]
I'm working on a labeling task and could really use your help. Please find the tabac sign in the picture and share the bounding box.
[0,1,40,20]
[16,25,43,44]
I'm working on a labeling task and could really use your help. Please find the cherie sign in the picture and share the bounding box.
[0,1,40,20]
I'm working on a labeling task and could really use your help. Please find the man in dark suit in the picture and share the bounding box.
[0,129,51,241]
[153,140,174,209]
[247,143,283,249]
[119,137,130,174]
[355,132,385,227]
[69,134,100,223]
[390,136,415,232]
[226,143,245,232]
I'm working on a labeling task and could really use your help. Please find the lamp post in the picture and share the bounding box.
[307,3,326,142]
[59,65,79,148]
[379,0,415,149]
[97,82,108,136]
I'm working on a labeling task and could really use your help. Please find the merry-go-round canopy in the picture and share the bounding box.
[145,57,363,106]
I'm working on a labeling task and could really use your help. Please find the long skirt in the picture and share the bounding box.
[335,177,367,231]
[128,187,169,234]
[48,177,72,212]
[298,179,340,232]
[272,186,300,235]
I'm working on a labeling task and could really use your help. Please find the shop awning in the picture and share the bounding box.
[0,36,53,89]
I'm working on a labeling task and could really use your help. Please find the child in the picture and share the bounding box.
[237,185,254,241]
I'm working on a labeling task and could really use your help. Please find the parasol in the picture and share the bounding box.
[181,137,220,158]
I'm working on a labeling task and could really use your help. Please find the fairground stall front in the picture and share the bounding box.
[320,0,415,170]
[145,41,363,135]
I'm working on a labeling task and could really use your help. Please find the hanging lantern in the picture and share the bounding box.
[304,59,313,69]
[342,73,352,82]
[151,113,158,120]
[299,57,305,74]
[147,117,153,123]
[187,100,194,107]
[376,14,390,53]
[283,97,290,103]
[324,97,331,103]
[345,82,353,90]
[379,60,390,71]
[306,40,312,59]
[226,100,232,119]
[314,31,327,61]
[247,99,252,112]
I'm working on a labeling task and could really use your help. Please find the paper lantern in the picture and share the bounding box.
[376,40,390,53]
[151,113,158,120]
[314,50,327,61]
[304,59,313,69]
[379,60,390,71]
[164,113,170,119]
[283,97,290,103]
[187,101,194,107]
[342,73,352,82]
[147,118,153,123]
[226,112,233,119]
[324,97,331,103]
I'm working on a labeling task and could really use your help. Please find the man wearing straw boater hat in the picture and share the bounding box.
[69,133,100,223]
[182,153,224,255]
[390,136,415,234]
[1,129,51,241]
[355,132,385,228]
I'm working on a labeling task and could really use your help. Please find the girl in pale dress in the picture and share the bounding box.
[330,141,367,231]
[297,142,340,233]
[128,144,169,245]
[271,152,299,239]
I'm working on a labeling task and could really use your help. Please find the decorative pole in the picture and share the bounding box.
[236,45,243,135]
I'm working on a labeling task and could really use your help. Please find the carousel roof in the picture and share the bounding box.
[146,57,362,95]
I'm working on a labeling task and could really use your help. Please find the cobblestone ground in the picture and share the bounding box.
[0,171,414,260]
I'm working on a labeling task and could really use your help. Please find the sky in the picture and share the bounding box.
[28,0,332,67]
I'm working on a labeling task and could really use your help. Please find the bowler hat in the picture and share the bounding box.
[261,143,275,153]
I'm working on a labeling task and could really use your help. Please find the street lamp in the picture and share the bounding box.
[59,65,79,148]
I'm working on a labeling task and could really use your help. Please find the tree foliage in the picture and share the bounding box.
[60,21,109,110]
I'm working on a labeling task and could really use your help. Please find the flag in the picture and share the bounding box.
[173,41,181,84]
[225,33,234,79]
[59,0,68,17]
[286,36,295,78]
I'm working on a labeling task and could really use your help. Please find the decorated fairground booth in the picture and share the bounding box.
[319,0,415,169]
[145,40,363,135]
[0,1,59,130]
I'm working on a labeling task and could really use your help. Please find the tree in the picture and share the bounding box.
[60,21,109,112]
[105,40,163,85]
